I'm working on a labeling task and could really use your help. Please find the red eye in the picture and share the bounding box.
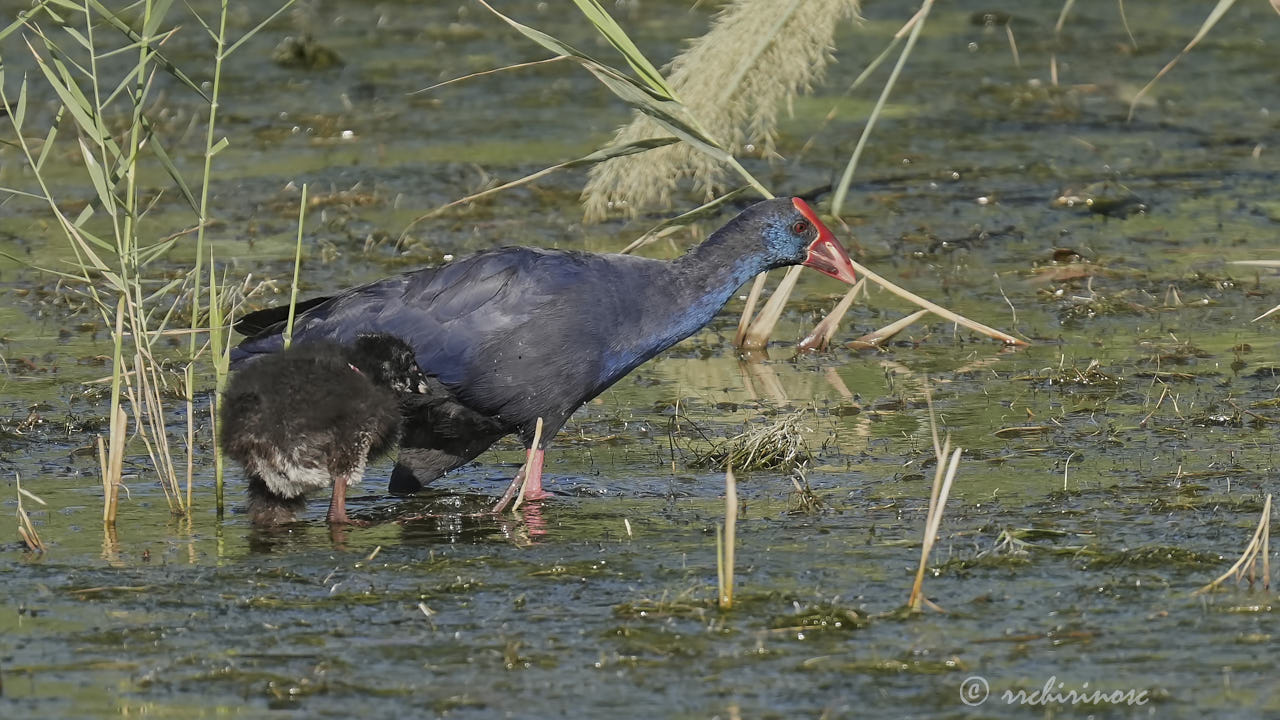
[792,220,810,235]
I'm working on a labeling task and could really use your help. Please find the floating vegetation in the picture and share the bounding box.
[614,590,713,621]
[1087,545,1225,571]
[272,34,344,70]
[1052,288,1155,323]
[690,410,812,472]
[1051,180,1148,217]
[769,602,868,634]
[993,425,1053,439]
[1013,360,1120,388]
[938,525,1098,574]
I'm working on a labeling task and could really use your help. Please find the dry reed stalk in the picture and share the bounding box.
[908,389,961,612]
[121,344,184,516]
[830,0,931,217]
[184,363,194,511]
[717,466,738,608]
[15,473,47,553]
[582,0,860,219]
[1127,0,1240,121]
[283,183,308,349]
[1228,260,1280,321]
[101,405,127,526]
[1194,494,1273,595]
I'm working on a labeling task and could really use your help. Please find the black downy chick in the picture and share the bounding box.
[220,333,428,525]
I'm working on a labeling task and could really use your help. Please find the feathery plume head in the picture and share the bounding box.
[582,0,861,222]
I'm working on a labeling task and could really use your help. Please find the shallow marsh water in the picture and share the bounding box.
[2,1,1279,717]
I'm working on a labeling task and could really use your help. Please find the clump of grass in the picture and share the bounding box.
[581,0,861,219]
[692,410,811,472]
[1195,494,1272,595]
[2,2,290,527]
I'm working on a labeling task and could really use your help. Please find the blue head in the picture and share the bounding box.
[715,198,859,282]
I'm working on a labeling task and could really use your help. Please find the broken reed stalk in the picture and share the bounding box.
[1126,0,1237,121]
[740,266,804,350]
[734,273,768,348]
[740,250,1023,353]
[1195,494,1273,595]
[184,363,195,511]
[845,309,929,350]
[831,0,933,218]
[15,473,47,553]
[908,389,961,612]
[283,183,308,350]
[717,466,738,608]
[845,257,1025,346]
[208,255,231,517]
[1229,260,1280,321]
[908,444,961,612]
[100,405,127,527]
[511,417,545,513]
[798,278,866,352]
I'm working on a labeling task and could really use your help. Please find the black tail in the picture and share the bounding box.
[233,296,333,337]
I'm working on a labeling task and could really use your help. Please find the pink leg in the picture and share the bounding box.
[327,476,350,524]
[520,448,549,501]
[327,476,368,526]
[491,447,550,513]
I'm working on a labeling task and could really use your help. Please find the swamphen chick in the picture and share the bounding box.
[221,333,429,525]
[230,198,858,507]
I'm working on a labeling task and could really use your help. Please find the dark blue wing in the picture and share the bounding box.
[231,247,661,426]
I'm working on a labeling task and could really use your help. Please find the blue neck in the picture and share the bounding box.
[597,235,768,385]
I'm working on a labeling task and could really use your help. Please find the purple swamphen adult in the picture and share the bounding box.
[221,333,429,525]
[230,198,858,508]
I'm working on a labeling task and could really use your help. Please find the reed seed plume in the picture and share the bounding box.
[581,0,860,220]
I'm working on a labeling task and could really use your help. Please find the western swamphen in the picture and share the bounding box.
[231,197,857,507]
[221,333,429,525]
